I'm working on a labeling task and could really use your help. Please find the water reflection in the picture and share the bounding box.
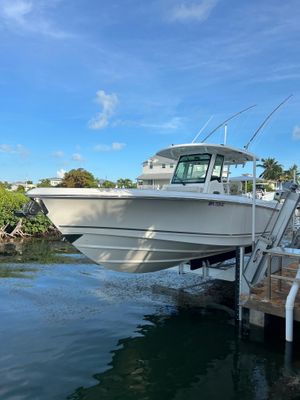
[67,309,292,400]
[0,239,91,265]
[0,264,37,278]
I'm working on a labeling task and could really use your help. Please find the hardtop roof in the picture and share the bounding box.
[156,143,258,165]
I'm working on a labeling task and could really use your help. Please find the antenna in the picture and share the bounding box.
[244,95,293,150]
[224,124,228,145]
[191,115,213,143]
[201,104,256,143]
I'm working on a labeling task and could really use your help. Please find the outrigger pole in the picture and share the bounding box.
[244,94,293,150]
[245,95,293,254]
[201,104,256,143]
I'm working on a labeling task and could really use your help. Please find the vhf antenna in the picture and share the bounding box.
[191,115,213,143]
[201,104,256,143]
[244,95,293,150]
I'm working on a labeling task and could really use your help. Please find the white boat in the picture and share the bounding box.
[26,143,279,273]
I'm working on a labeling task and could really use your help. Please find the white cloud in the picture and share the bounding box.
[56,168,66,178]
[0,143,29,157]
[169,0,218,22]
[140,117,183,130]
[52,150,64,158]
[292,126,300,140]
[0,0,71,39]
[1,0,32,24]
[94,142,126,152]
[88,90,119,130]
[93,144,110,152]
[72,152,84,161]
[0,144,13,153]
[111,142,126,150]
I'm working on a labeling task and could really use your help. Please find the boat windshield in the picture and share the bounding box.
[172,154,211,184]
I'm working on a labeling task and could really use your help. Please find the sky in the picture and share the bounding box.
[0,0,299,183]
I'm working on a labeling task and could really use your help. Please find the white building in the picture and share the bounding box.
[10,181,36,191]
[49,177,62,187]
[137,155,175,189]
[38,177,62,187]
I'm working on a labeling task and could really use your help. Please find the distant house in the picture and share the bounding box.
[137,155,175,189]
[49,177,62,187]
[38,177,62,187]
[10,181,36,191]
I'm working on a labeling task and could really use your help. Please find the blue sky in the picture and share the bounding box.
[0,0,299,182]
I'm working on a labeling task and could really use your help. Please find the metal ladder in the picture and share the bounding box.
[243,190,300,287]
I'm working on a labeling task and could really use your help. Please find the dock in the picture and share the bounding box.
[242,257,300,327]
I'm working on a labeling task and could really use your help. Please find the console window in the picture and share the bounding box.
[172,154,211,184]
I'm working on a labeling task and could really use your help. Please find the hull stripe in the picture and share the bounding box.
[60,225,268,237]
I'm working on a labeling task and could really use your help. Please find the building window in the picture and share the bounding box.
[162,164,166,168]
[149,163,153,169]
[170,164,174,168]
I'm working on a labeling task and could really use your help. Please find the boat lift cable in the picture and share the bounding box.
[244,95,293,150]
[201,105,256,143]
[191,115,214,143]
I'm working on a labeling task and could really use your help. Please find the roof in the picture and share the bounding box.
[137,173,173,180]
[229,175,264,182]
[143,155,175,165]
[156,143,258,165]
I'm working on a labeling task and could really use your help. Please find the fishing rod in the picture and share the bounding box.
[244,94,293,150]
[191,115,213,143]
[201,104,256,143]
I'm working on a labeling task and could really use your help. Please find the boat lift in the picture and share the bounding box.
[188,186,300,342]
[242,188,300,289]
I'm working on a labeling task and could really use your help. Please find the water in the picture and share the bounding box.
[0,239,300,400]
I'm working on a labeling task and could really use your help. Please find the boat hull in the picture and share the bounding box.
[28,189,279,273]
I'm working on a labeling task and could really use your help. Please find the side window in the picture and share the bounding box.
[211,155,224,182]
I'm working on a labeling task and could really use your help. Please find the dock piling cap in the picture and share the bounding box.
[156,143,258,165]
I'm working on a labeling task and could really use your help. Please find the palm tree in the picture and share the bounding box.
[257,158,283,181]
[285,164,299,182]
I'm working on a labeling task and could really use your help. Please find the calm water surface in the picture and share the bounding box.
[0,240,300,400]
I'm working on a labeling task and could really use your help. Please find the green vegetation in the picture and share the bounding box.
[116,178,137,188]
[0,188,52,237]
[101,180,116,188]
[100,178,137,188]
[258,158,300,183]
[0,187,28,227]
[37,178,51,187]
[58,168,136,189]
[0,181,11,190]
[61,168,98,188]
[258,158,283,180]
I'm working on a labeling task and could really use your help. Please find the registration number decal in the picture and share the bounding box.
[208,201,224,207]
